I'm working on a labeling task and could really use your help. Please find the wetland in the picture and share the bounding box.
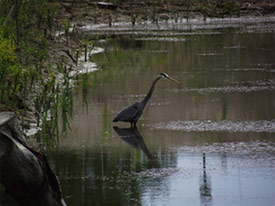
[49,18,275,206]
[1,4,275,205]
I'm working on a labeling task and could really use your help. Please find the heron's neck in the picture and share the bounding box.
[141,76,161,106]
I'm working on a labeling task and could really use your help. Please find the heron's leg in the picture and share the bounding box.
[131,122,134,128]
[134,122,137,128]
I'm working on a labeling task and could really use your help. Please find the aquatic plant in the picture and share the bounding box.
[108,11,113,27]
[81,39,95,62]
[62,19,71,46]
[131,13,138,26]
[57,62,73,135]
[173,11,179,23]
[198,2,208,21]
[81,73,89,106]
[151,0,160,25]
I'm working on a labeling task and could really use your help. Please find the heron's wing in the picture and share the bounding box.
[113,102,140,122]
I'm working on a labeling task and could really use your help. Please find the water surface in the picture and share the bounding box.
[52,20,275,206]
[2,19,275,206]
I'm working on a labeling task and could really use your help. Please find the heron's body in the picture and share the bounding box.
[113,73,178,127]
[112,102,141,125]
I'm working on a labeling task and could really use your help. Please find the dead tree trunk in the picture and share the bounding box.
[0,112,66,206]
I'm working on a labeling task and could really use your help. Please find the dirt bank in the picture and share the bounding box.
[55,0,275,25]
[49,0,275,70]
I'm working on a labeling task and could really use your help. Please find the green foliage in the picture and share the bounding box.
[60,65,73,135]
[0,0,73,146]
[0,32,24,107]
[62,19,71,45]
[223,1,238,15]
[0,0,53,109]
[131,13,138,26]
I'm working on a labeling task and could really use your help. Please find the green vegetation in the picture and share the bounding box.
[0,0,271,147]
[0,0,72,146]
[0,32,22,109]
[0,0,51,109]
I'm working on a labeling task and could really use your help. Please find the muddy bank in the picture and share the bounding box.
[48,0,275,72]
[49,0,275,64]
[56,0,275,25]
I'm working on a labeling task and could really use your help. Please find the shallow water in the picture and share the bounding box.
[50,20,275,206]
[2,19,275,206]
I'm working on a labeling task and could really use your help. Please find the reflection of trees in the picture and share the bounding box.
[113,126,158,167]
[199,153,212,206]
[49,129,178,206]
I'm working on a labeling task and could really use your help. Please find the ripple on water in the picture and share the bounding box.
[174,140,275,168]
[177,140,275,155]
[136,37,186,42]
[151,120,275,133]
[196,52,223,56]
[167,77,275,94]
[170,86,268,94]
[133,168,180,180]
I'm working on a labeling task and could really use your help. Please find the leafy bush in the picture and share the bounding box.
[0,31,23,108]
[0,0,73,145]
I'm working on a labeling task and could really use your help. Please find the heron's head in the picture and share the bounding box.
[159,73,179,84]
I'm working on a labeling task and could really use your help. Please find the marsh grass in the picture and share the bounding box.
[62,19,71,46]
[0,0,76,147]
[131,13,138,26]
[57,62,73,134]
[81,73,89,106]
[28,61,74,147]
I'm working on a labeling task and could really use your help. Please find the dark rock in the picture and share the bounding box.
[0,112,66,206]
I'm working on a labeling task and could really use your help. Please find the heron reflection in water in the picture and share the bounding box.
[113,73,179,127]
[113,127,158,167]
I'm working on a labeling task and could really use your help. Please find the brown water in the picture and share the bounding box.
[2,19,275,206]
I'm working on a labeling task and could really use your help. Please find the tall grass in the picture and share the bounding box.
[0,0,76,147]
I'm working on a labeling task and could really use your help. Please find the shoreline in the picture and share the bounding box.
[3,0,275,145]
[25,14,275,141]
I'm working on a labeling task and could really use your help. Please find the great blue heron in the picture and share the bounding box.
[112,73,179,127]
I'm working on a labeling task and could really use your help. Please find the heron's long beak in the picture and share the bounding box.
[167,76,179,84]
